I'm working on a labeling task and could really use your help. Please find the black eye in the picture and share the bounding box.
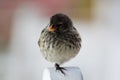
[57,22,63,26]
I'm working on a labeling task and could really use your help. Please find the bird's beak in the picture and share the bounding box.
[49,25,55,32]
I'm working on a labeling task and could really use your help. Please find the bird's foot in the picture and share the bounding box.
[55,63,66,75]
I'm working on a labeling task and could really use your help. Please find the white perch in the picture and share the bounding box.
[42,67,83,80]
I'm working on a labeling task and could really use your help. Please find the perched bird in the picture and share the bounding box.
[38,13,81,74]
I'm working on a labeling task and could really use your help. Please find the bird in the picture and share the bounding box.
[38,13,81,74]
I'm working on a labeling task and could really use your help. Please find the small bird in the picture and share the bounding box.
[38,13,81,74]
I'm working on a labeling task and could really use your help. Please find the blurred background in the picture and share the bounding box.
[0,0,120,80]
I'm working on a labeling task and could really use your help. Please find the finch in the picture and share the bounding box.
[38,13,81,74]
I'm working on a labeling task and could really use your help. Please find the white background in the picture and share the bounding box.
[0,0,120,80]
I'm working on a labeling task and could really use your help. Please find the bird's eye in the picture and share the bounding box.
[57,22,63,26]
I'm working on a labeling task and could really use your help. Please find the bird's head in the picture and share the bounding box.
[48,13,73,33]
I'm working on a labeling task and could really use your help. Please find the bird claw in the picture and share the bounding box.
[55,63,66,75]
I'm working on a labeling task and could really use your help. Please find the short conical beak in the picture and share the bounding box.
[49,25,55,32]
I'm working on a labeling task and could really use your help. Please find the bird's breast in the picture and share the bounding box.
[40,36,80,64]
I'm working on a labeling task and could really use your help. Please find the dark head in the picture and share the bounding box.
[48,13,73,32]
